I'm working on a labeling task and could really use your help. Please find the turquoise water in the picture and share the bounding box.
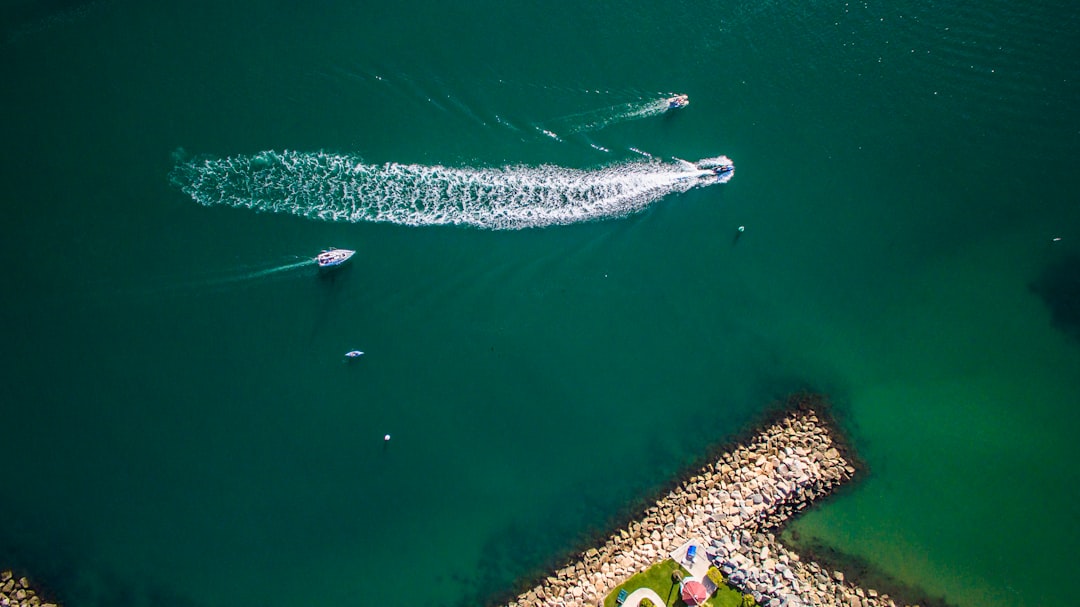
[2,1,1078,606]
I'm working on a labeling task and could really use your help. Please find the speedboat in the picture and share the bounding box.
[709,163,735,183]
[344,350,364,358]
[667,94,689,109]
[694,156,735,181]
[316,248,355,267]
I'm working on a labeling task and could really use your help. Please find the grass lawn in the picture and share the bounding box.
[602,559,753,607]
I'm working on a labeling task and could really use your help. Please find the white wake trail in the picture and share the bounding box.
[171,150,733,230]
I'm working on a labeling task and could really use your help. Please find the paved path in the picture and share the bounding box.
[623,587,668,607]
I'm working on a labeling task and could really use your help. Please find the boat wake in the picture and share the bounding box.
[108,257,318,303]
[220,258,317,283]
[170,150,733,230]
[535,97,676,138]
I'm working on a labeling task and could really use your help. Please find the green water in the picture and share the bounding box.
[2,1,1077,606]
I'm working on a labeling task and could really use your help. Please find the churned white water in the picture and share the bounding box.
[171,150,733,229]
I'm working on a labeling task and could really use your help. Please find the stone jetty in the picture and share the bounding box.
[0,571,56,607]
[504,403,920,607]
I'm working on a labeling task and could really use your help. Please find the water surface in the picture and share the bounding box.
[1,1,1077,606]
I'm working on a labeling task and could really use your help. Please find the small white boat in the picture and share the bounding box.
[345,350,364,358]
[667,94,689,109]
[316,248,355,267]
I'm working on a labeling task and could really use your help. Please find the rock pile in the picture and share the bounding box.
[504,406,920,607]
[713,531,896,607]
[0,571,57,607]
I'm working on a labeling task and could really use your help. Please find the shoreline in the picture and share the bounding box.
[496,394,929,607]
[778,535,955,607]
[4,395,943,607]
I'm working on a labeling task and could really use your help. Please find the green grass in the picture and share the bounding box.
[601,559,753,607]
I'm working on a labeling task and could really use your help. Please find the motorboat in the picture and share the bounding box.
[667,94,689,109]
[694,156,735,181]
[345,350,364,358]
[709,163,735,183]
[316,248,355,267]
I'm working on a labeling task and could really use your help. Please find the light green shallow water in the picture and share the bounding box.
[1,1,1077,606]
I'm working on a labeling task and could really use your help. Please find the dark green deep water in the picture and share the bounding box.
[2,1,1078,606]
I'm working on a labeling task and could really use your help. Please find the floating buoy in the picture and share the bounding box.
[384,434,391,442]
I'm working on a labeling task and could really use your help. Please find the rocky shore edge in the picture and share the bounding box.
[503,397,921,607]
[0,571,56,607]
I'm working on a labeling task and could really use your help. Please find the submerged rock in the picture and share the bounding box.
[1031,254,1080,341]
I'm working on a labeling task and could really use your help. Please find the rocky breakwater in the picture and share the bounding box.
[0,571,57,607]
[504,403,919,607]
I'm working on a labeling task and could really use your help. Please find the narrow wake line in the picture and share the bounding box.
[170,150,734,230]
[533,97,676,138]
[108,257,318,302]
[220,259,317,283]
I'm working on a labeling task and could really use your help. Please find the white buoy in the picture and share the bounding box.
[384,434,391,442]
[738,225,745,232]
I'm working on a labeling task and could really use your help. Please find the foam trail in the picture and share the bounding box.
[171,151,734,230]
